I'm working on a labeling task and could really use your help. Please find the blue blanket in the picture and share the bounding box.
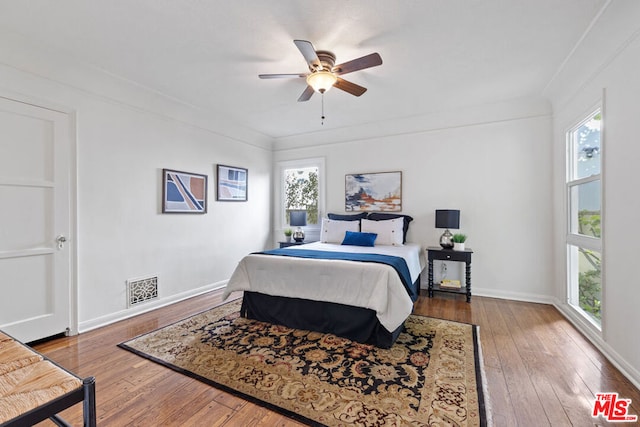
[258,248,418,301]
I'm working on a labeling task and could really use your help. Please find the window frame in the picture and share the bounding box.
[565,106,603,328]
[277,157,325,232]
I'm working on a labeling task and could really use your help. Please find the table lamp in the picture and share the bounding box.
[435,209,460,249]
[289,210,307,242]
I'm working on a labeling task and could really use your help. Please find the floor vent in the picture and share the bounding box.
[127,276,158,307]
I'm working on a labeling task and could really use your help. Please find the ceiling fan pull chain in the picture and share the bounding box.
[321,94,325,125]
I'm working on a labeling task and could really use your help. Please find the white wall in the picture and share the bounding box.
[546,1,640,387]
[0,36,273,331]
[273,99,554,301]
[76,103,272,328]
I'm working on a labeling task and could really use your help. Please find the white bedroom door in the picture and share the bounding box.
[0,96,73,343]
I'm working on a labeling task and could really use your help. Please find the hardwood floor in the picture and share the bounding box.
[32,290,639,426]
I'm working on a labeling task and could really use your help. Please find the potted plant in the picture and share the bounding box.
[452,233,467,251]
[283,228,293,242]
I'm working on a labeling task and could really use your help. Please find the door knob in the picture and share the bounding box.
[56,235,67,249]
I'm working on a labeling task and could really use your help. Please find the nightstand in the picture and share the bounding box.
[427,246,473,302]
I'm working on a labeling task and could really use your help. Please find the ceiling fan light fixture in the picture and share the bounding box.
[306,70,337,93]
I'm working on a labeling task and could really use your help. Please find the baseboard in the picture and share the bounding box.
[471,287,556,305]
[78,280,228,334]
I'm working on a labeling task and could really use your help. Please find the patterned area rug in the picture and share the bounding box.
[119,299,488,426]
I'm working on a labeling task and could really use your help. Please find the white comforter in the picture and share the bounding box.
[223,242,426,331]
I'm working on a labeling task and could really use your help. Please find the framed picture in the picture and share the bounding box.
[216,164,248,201]
[162,169,208,213]
[345,171,402,212]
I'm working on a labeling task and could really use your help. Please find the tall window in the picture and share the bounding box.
[566,109,602,326]
[278,158,324,229]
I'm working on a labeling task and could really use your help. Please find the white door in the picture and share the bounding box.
[0,96,73,343]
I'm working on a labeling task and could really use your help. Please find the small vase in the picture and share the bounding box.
[285,236,292,243]
[453,242,465,251]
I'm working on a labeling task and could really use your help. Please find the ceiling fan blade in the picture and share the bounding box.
[333,53,383,75]
[297,85,315,102]
[293,40,321,70]
[259,73,306,79]
[334,77,367,96]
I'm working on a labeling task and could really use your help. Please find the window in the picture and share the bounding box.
[278,158,325,230]
[566,109,602,326]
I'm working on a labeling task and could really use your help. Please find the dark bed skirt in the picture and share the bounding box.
[240,292,403,348]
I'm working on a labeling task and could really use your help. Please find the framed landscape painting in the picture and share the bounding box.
[345,171,402,212]
[216,164,248,201]
[162,169,207,213]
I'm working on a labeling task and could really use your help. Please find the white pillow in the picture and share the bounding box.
[361,218,404,246]
[320,218,360,243]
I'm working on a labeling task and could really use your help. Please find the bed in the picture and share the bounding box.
[223,214,425,348]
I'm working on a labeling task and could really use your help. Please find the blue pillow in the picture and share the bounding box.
[341,231,377,247]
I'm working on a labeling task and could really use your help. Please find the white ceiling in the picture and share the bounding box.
[0,0,607,140]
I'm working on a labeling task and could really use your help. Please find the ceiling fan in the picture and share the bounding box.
[259,40,383,102]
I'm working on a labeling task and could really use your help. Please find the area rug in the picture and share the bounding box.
[119,299,488,426]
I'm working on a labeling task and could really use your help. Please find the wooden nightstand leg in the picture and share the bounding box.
[428,259,434,298]
[465,261,472,302]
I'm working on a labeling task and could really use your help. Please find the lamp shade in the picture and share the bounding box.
[306,71,337,94]
[435,209,460,229]
[289,210,307,227]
